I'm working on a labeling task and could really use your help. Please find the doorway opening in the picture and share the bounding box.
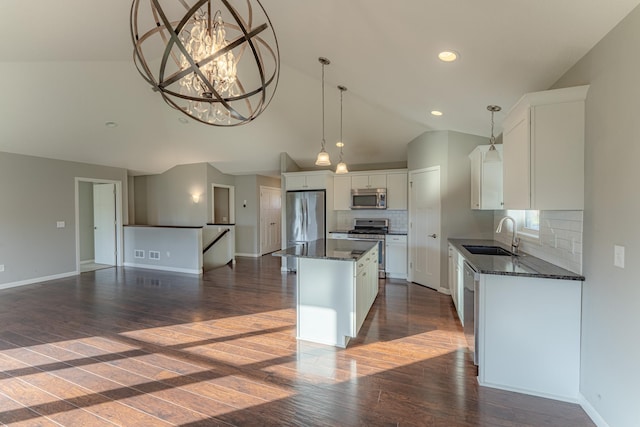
[75,178,123,273]
[211,183,235,224]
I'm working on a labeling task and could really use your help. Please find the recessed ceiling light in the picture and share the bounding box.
[438,51,459,62]
[431,110,443,116]
[105,121,118,128]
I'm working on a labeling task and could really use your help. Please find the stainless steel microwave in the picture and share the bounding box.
[351,188,387,209]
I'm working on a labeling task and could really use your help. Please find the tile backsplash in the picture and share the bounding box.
[494,210,583,274]
[335,210,408,233]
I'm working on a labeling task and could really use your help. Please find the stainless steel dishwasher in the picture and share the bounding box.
[463,261,479,365]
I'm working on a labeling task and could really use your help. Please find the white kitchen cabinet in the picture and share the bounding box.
[477,273,582,401]
[447,244,464,325]
[284,172,330,191]
[333,175,352,210]
[502,85,589,210]
[386,172,408,210]
[386,235,407,279]
[351,173,386,189]
[469,145,503,210]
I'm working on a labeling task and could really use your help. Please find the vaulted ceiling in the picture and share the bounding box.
[1,1,638,176]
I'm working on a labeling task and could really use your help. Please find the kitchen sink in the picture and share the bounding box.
[462,245,515,256]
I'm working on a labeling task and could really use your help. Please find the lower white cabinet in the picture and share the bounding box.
[297,244,378,348]
[447,244,464,325]
[385,235,407,279]
[477,273,582,401]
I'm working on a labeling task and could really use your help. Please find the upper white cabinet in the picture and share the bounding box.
[333,175,352,210]
[332,170,408,211]
[284,171,331,191]
[351,174,386,189]
[469,145,503,210]
[502,85,589,210]
[386,172,408,210]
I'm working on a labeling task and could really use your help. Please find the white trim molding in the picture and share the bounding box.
[0,271,76,290]
[123,263,202,275]
[579,394,610,427]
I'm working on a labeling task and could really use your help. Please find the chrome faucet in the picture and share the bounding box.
[496,216,520,254]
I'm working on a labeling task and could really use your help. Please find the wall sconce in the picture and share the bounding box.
[192,193,201,203]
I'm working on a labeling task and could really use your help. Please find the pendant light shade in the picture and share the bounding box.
[315,150,331,166]
[484,105,502,163]
[335,85,349,174]
[315,57,331,166]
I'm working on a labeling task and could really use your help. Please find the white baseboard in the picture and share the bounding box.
[123,262,202,275]
[235,252,261,258]
[438,286,451,295]
[477,379,579,404]
[579,393,610,427]
[80,259,95,265]
[0,271,77,290]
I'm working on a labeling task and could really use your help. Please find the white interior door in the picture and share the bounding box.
[409,167,441,289]
[93,183,116,265]
[260,186,282,255]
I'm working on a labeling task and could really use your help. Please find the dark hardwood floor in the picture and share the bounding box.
[0,256,593,426]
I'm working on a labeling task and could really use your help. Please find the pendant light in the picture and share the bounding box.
[484,105,502,163]
[335,85,349,174]
[315,57,331,166]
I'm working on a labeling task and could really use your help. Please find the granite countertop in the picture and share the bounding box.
[448,238,585,281]
[273,239,377,262]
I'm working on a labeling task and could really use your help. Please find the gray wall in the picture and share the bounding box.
[0,151,128,285]
[407,130,493,287]
[551,6,640,425]
[78,181,95,262]
[234,175,281,256]
[135,163,209,226]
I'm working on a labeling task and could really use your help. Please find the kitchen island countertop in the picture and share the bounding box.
[449,238,584,281]
[273,239,377,262]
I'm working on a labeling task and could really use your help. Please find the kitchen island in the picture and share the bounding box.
[449,238,584,403]
[274,239,379,348]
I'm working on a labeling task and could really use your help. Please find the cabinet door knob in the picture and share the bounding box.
[429,234,437,238]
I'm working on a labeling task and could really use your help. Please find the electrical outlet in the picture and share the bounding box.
[614,245,625,268]
[56,221,65,228]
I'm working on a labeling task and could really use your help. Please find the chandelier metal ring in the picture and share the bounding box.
[131,0,280,126]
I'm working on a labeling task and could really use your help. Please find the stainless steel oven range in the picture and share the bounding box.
[332,218,388,278]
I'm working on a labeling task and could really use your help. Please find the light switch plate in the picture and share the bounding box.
[56,221,65,229]
[0,264,4,272]
[614,245,625,268]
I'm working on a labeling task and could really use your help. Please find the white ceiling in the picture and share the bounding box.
[0,0,638,176]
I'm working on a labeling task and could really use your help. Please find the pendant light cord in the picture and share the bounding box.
[339,88,344,160]
[321,62,326,150]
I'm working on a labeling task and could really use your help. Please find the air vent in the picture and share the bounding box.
[149,251,160,260]
[134,249,145,259]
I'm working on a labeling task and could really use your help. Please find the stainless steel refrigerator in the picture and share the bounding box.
[285,190,325,271]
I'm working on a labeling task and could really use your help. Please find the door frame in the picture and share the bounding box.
[74,177,124,272]
[211,183,235,224]
[408,166,441,289]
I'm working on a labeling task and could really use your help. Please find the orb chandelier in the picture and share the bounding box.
[130,0,280,126]
[335,85,349,174]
